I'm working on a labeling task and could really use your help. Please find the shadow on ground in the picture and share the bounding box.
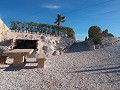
[4,66,37,71]
[68,54,120,75]
[3,62,37,71]
[69,64,120,76]
[66,41,90,53]
[72,66,120,73]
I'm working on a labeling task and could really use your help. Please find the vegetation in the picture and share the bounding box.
[85,36,88,41]
[102,29,108,35]
[10,21,75,39]
[66,28,75,39]
[88,26,102,44]
[54,14,65,26]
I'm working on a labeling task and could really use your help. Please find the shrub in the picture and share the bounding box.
[102,29,108,35]
[88,26,102,44]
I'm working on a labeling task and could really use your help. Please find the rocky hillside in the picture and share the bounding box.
[102,33,120,46]
[86,33,120,50]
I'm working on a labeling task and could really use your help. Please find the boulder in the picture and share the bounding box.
[86,38,94,47]
[52,50,60,56]
[41,36,46,42]
[48,40,52,45]
[90,45,95,50]
[95,44,101,49]
[0,34,4,42]
[42,45,55,56]
[42,46,49,52]
[0,46,9,56]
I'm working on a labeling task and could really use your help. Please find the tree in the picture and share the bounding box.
[102,29,108,35]
[88,26,102,44]
[85,36,88,41]
[66,28,75,39]
[54,14,65,26]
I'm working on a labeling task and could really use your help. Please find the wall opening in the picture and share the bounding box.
[13,39,37,49]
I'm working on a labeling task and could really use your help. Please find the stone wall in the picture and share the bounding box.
[0,30,75,57]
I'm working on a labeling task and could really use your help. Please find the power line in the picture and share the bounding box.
[63,0,117,15]
[78,9,120,18]
[12,0,118,22]
[33,0,117,21]
[35,0,116,20]
[68,9,120,24]
[37,0,117,20]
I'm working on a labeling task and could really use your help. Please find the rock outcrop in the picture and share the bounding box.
[0,18,9,31]
[0,18,9,42]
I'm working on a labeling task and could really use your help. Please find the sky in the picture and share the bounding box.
[0,0,120,40]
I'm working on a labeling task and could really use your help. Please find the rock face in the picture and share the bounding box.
[102,34,120,47]
[0,34,4,42]
[52,50,60,55]
[0,46,9,56]
[95,44,100,49]
[0,30,75,57]
[86,38,94,47]
[0,18,9,42]
[0,18,9,31]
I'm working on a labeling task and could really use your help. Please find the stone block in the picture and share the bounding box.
[0,56,7,64]
[36,52,46,68]
[12,55,25,67]
[95,44,100,49]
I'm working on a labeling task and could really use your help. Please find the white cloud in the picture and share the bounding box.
[76,33,87,37]
[42,5,60,9]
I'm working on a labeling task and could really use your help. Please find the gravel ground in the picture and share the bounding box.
[0,44,120,90]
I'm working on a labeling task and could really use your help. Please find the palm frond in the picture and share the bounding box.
[61,20,65,22]
[62,16,65,19]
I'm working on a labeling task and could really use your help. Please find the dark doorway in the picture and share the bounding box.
[13,39,37,49]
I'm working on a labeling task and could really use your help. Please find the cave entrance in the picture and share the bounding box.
[13,39,38,49]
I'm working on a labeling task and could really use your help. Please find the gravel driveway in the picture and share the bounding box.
[0,45,120,90]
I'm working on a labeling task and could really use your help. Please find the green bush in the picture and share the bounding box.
[102,29,108,35]
[88,26,102,44]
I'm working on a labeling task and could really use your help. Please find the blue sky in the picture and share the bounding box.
[0,0,120,40]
